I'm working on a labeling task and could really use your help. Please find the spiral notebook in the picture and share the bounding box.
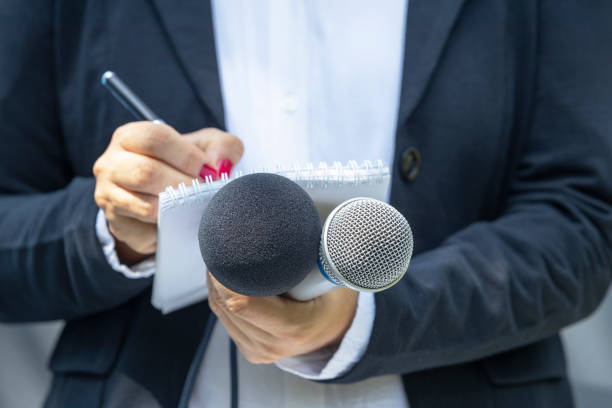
[152,160,391,314]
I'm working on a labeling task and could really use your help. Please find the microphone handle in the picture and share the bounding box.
[287,263,339,301]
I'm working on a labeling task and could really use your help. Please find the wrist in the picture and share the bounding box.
[115,239,151,266]
[275,291,375,380]
[318,288,359,349]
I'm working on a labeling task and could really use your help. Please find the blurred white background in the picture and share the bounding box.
[563,287,612,407]
[0,321,62,408]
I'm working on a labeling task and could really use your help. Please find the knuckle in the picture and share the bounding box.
[93,154,112,178]
[92,158,102,177]
[95,197,109,213]
[139,202,155,219]
[111,194,129,211]
[133,160,156,185]
[140,126,165,153]
[226,298,249,315]
[93,189,106,207]
[104,208,117,222]
[105,202,119,218]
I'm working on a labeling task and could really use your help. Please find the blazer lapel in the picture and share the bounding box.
[147,0,465,130]
[148,0,225,128]
[397,0,467,124]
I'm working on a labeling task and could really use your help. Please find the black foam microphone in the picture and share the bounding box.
[199,173,414,300]
[199,173,321,297]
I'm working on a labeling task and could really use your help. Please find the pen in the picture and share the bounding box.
[100,71,165,124]
[100,71,231,179]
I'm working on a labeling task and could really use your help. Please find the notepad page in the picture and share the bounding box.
[153,161,390,314]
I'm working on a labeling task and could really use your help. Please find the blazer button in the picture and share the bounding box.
[400,147,421,182]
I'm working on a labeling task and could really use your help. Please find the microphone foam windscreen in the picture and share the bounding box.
[199,173,321,297]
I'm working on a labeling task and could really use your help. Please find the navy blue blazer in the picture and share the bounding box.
[1,0,612,407]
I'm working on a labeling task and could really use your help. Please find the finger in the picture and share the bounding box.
[207,275,282,361]
[116,122,208,177]
[106,213,157,254]
[208,272,303,331]
[211,303,254,347]
[207,271,254,307]
[109,150,195,195]
[208,289,278,343]
[104,185,158,223]
[183,128,244,168]
[207,274,258,345]
[217,312,279,364]
[213,299,278,348]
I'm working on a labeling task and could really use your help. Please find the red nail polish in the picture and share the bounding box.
[200,164,218,181]
[218,159,233,177]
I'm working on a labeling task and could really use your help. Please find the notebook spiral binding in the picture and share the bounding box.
[159,160,389,211]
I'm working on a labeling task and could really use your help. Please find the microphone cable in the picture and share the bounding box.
[178,314,218,408]
[230,339,239,408]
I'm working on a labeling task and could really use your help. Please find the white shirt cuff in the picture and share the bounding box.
[275,291,375,380]
[95,209,156,279]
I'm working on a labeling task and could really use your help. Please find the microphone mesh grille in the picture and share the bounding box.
[321,199,413,290]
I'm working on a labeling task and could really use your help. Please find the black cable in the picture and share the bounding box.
[230,339,239,408]
[177,314,218,408]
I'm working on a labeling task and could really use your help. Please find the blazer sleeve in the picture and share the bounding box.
[330,0,612,383]
[0,2,151,322]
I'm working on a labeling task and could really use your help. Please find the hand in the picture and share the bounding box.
[207,271,359,364]
[93,122,243,264]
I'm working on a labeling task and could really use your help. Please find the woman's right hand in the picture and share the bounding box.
[93,122,243,264]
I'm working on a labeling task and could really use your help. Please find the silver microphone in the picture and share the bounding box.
[288,197,414,301]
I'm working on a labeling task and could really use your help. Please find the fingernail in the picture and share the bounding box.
[217,159,233,177]
[200,164,218,181]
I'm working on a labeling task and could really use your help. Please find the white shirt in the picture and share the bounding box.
[97,1,409,406]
